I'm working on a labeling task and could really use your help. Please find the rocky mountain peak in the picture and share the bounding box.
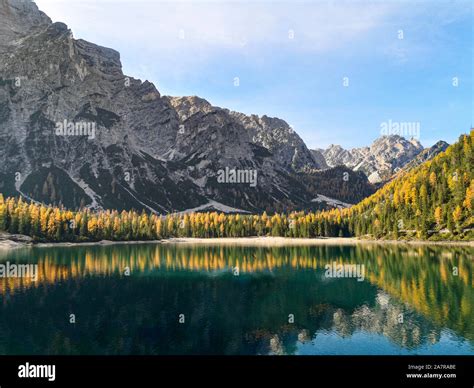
[47,21,69,35]
[317,134,427,183]
[229,111,325,171]
[409,137,422,148]
[0,0,51,50]
[394,140,449,177]
[0,1,325,213]
[167,96,215,120]
[370,135,423,155]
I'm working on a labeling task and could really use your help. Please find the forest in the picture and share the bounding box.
[0,131,472,242]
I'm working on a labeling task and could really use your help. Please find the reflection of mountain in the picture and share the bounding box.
[332,291,440,348]
[247,292,446,355]
[259,291,444,355]
[0,244,472,354]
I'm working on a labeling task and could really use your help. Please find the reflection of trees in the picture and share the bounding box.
[0,244,471,354]
[0,269,375,355]
[349,245,474,342]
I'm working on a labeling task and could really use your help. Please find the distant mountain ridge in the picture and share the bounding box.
[344,131,473,240]
[313,136,448,184]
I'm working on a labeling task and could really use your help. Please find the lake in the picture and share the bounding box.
[0,243,472,355]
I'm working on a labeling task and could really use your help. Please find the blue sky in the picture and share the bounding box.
[35,0,473,149]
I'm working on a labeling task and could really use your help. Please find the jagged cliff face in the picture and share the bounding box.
[0,1,444,213]
[319,135,426,183]
[0,0,322,213]
[229,112,325,171]
[162,96,315,212]
[309,149,329,170]
[0,0,51,52]
[392,140,449,178]
[166,96,325,174]
[0,0,200,212]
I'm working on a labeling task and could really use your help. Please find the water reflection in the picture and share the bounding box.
[0,244,472,355]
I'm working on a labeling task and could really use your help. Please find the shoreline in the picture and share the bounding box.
[163,237,474,247]
[0,235,473,249]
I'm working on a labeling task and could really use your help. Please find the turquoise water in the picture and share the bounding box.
[0,243,472,355]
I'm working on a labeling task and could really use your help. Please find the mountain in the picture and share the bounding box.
[309,149,328,170]
[317,135,426,183]
[1,131,470,243]
[295,166,376,208]
[391,140,449,178]
[0,0,341,214]
[345,131,473,240]
[166,95,328,175]
[229,111,326,171]
[0,0,50,53]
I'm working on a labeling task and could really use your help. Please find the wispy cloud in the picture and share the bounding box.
[35,1,399,63]
[33,0,473,149]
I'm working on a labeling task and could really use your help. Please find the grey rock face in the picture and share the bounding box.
[0,3,200,212]
[0,1,441,212]
[0,0,51,52]
[318,135,425,183]
[230,111,326,171]
[309,149,329,170]
[392,140,449,178]
[164,96,314,212]
[0,1,320,213]
[323,144,365,169]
